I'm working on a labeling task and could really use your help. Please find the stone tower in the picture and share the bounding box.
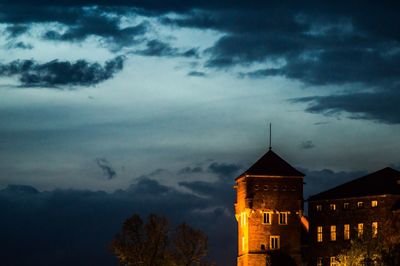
[234,149,305,266]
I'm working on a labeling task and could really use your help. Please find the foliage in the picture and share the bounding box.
[110,214,213,266]
[336,212,400,266]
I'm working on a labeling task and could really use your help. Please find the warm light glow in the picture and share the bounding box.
[270,235,280,250]
[344,224,350,240]
[330,225,336,241]
[262,212,272,224]
[372,222,378,237]
[278,212,288,225]
[358,223,364,237]
[371,200,378,207]
[330,256,338,266]
[300,215,309,232]
[317,226,323,242]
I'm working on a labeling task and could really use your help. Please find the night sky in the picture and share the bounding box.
[1,1,399,265]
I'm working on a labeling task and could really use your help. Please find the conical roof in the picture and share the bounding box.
[308,167,400,201]
[239,149,304,178]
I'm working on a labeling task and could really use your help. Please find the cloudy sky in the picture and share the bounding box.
[1,1,400,265]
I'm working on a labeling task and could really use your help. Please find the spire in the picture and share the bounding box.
[269,123,272,150]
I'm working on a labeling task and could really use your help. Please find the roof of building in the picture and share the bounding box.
[308,167,400,201]
[237,149,304,179]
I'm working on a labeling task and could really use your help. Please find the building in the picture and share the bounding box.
[234,148,307,266]
[308,167,400,266]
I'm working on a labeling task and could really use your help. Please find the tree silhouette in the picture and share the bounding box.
[110,214,213,266]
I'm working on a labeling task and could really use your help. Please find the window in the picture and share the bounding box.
[316,205,322,211]
[264,185,269,191]
[371,200,378,207]
[317,257,323,266]
[330,257,338,266]
[254,185,259,190]
[343,202,349,209]
[263,212,272,224]
[260,244,266,251]
[330,204,336,211]
[242,236,245,251]
[344,224,350,240]
[357,201,364,208]
[358,223,364,237]
[279,212,288,225]
[317,226,323,242]
[270,235,280,250]
[240,212,246,227]
[330,225,337,241]
[372,222,378,238]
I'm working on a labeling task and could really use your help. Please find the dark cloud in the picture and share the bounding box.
[136,39,199,57]
[178,166,203,175]
[187,71,206,77]
[0,56,124,88]
[160,2,400,125]
[43,15,148,49]
[95,158,117,180]
[4,24,29,38]
[292,89,400,124]
[300,140,315,150]
[208,162,242,179]
[301,168,367,199]
[243,48,400,86]
[5,41,33,49]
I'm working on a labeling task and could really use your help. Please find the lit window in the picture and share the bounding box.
[263,212,272,224]
[357,202,364,208]
[317,257,323,266]
[316,205,322,211]
[343,202,349,209]
[270,235,280,250]
[279,212,288,225]
[330,225,337,241]
[240,212,247,227]
[330,256,338,266]
[371,200,378,207]
[358,223,364,237]
[344,224,350,240]
[317,226,323,242]
[372,222,378,238]
[330,204,336,211]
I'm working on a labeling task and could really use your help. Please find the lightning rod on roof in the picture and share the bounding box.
[269,123,272,150]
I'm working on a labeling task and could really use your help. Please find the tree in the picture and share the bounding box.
[169,223,208,266]
[110,214,213,266]
[336,213,400,266]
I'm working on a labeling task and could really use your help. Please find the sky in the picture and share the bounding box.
[1,1,400,265]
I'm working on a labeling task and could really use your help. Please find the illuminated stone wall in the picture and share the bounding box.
[308,194,400,265]
[235,175,304,266]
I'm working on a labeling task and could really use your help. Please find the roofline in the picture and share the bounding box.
[236,174,304,181]
[307,193,399,202]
